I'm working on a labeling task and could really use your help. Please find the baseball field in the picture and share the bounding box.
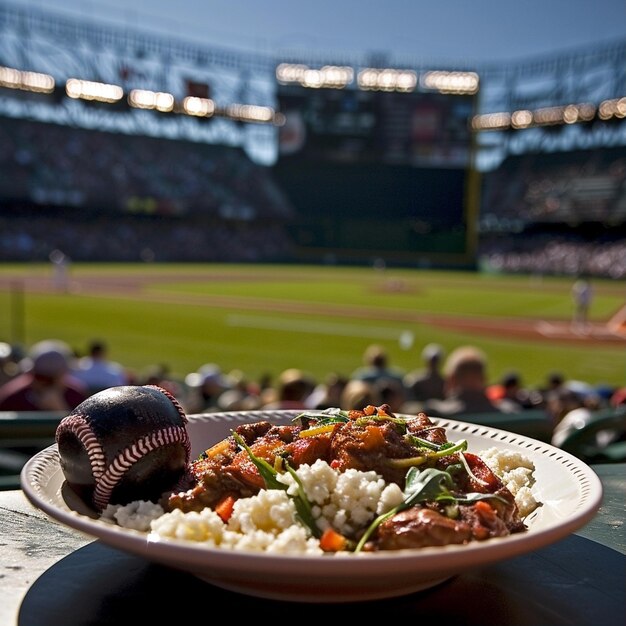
[0,262,624,390]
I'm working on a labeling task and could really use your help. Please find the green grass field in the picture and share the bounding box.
[0,263,624,390]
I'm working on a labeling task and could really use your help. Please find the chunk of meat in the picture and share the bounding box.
[370,507,472,550]
[458,500,513,540]
[405,412,448,445]
[329,419,420,486]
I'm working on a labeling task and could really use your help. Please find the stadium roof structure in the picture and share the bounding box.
[0,0,624,169]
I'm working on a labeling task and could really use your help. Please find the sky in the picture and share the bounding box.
[7,0,626,65]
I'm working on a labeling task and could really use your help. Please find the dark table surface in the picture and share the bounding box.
[1,463,624,625]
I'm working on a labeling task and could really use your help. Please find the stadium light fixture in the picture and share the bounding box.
[276,63,353,89]
[0,66,55,93]
[532,105,565,126]
[128,89,175,112]
[65,78,124,103]
[222,103,276,123]
[599,97,626,120]
[470,98,613,132]
[510,110,533,129]
[182,96,215,118]
[471,111,511,130]
[420,71,479,94]
[562,103,596,124]
[357,68,417,92]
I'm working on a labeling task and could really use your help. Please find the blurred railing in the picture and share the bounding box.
[0,410,66,490]
[450,409,554,443]
[1,406,623,491]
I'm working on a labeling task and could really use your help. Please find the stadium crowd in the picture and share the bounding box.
[477,146,626,279]
[478,234,626,279]
[1,338,624,464]
[1,115,625,277]
[0,116,294,221]
[0,213,293,262]
[479,147,626,226]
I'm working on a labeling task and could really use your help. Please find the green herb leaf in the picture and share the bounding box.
[231,431,285,490]
[387,438,468,469]
[405,434,442,451]
[293,409,351,428]
[354,467,455,553]
[457,492,510,505]
[353,462,500,553]
[232,430,321,538]
[284,464,322,538]
[403,467,456,506]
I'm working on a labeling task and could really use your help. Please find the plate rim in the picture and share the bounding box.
[19,410,604,598]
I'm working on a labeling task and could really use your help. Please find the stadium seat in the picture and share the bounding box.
[551,407,626,463]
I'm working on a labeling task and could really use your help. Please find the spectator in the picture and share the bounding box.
[487,371,539,411]
[403,343,446,403]
[610,387,626,407]
[139,363,185,400]
[537,371,566,405]
[72,339,128,394]
[305,372,348,410]
[339,379,381,411]
[184,363,231,413]
[375,377,407,414]
[261,368,315,410]
[351,344,405,386]
[544,387,585,428]
[0,342,22,387]
[0,339,88,411]
[422,345,504,417]
[216,369,262,411]
[551,392,623,460]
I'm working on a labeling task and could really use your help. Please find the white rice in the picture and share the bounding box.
[101,499,164,531]
[479,446,539,518]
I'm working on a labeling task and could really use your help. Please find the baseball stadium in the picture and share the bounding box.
[0,3,625,622]
[0,1,624,471]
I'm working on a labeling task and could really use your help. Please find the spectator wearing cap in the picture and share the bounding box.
[184,363,231,413]
[0,339,88,411]
[403,343,446,404]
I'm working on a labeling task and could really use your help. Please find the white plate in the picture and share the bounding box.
[21,410,603,603]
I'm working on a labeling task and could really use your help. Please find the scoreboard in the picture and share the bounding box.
[273,84,478,266]
[277,86,474,169]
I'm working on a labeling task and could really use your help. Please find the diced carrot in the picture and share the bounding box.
[474,500,494,514]
[204,438,231,459]
[214,494,236,522]
[320,527,348,552]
